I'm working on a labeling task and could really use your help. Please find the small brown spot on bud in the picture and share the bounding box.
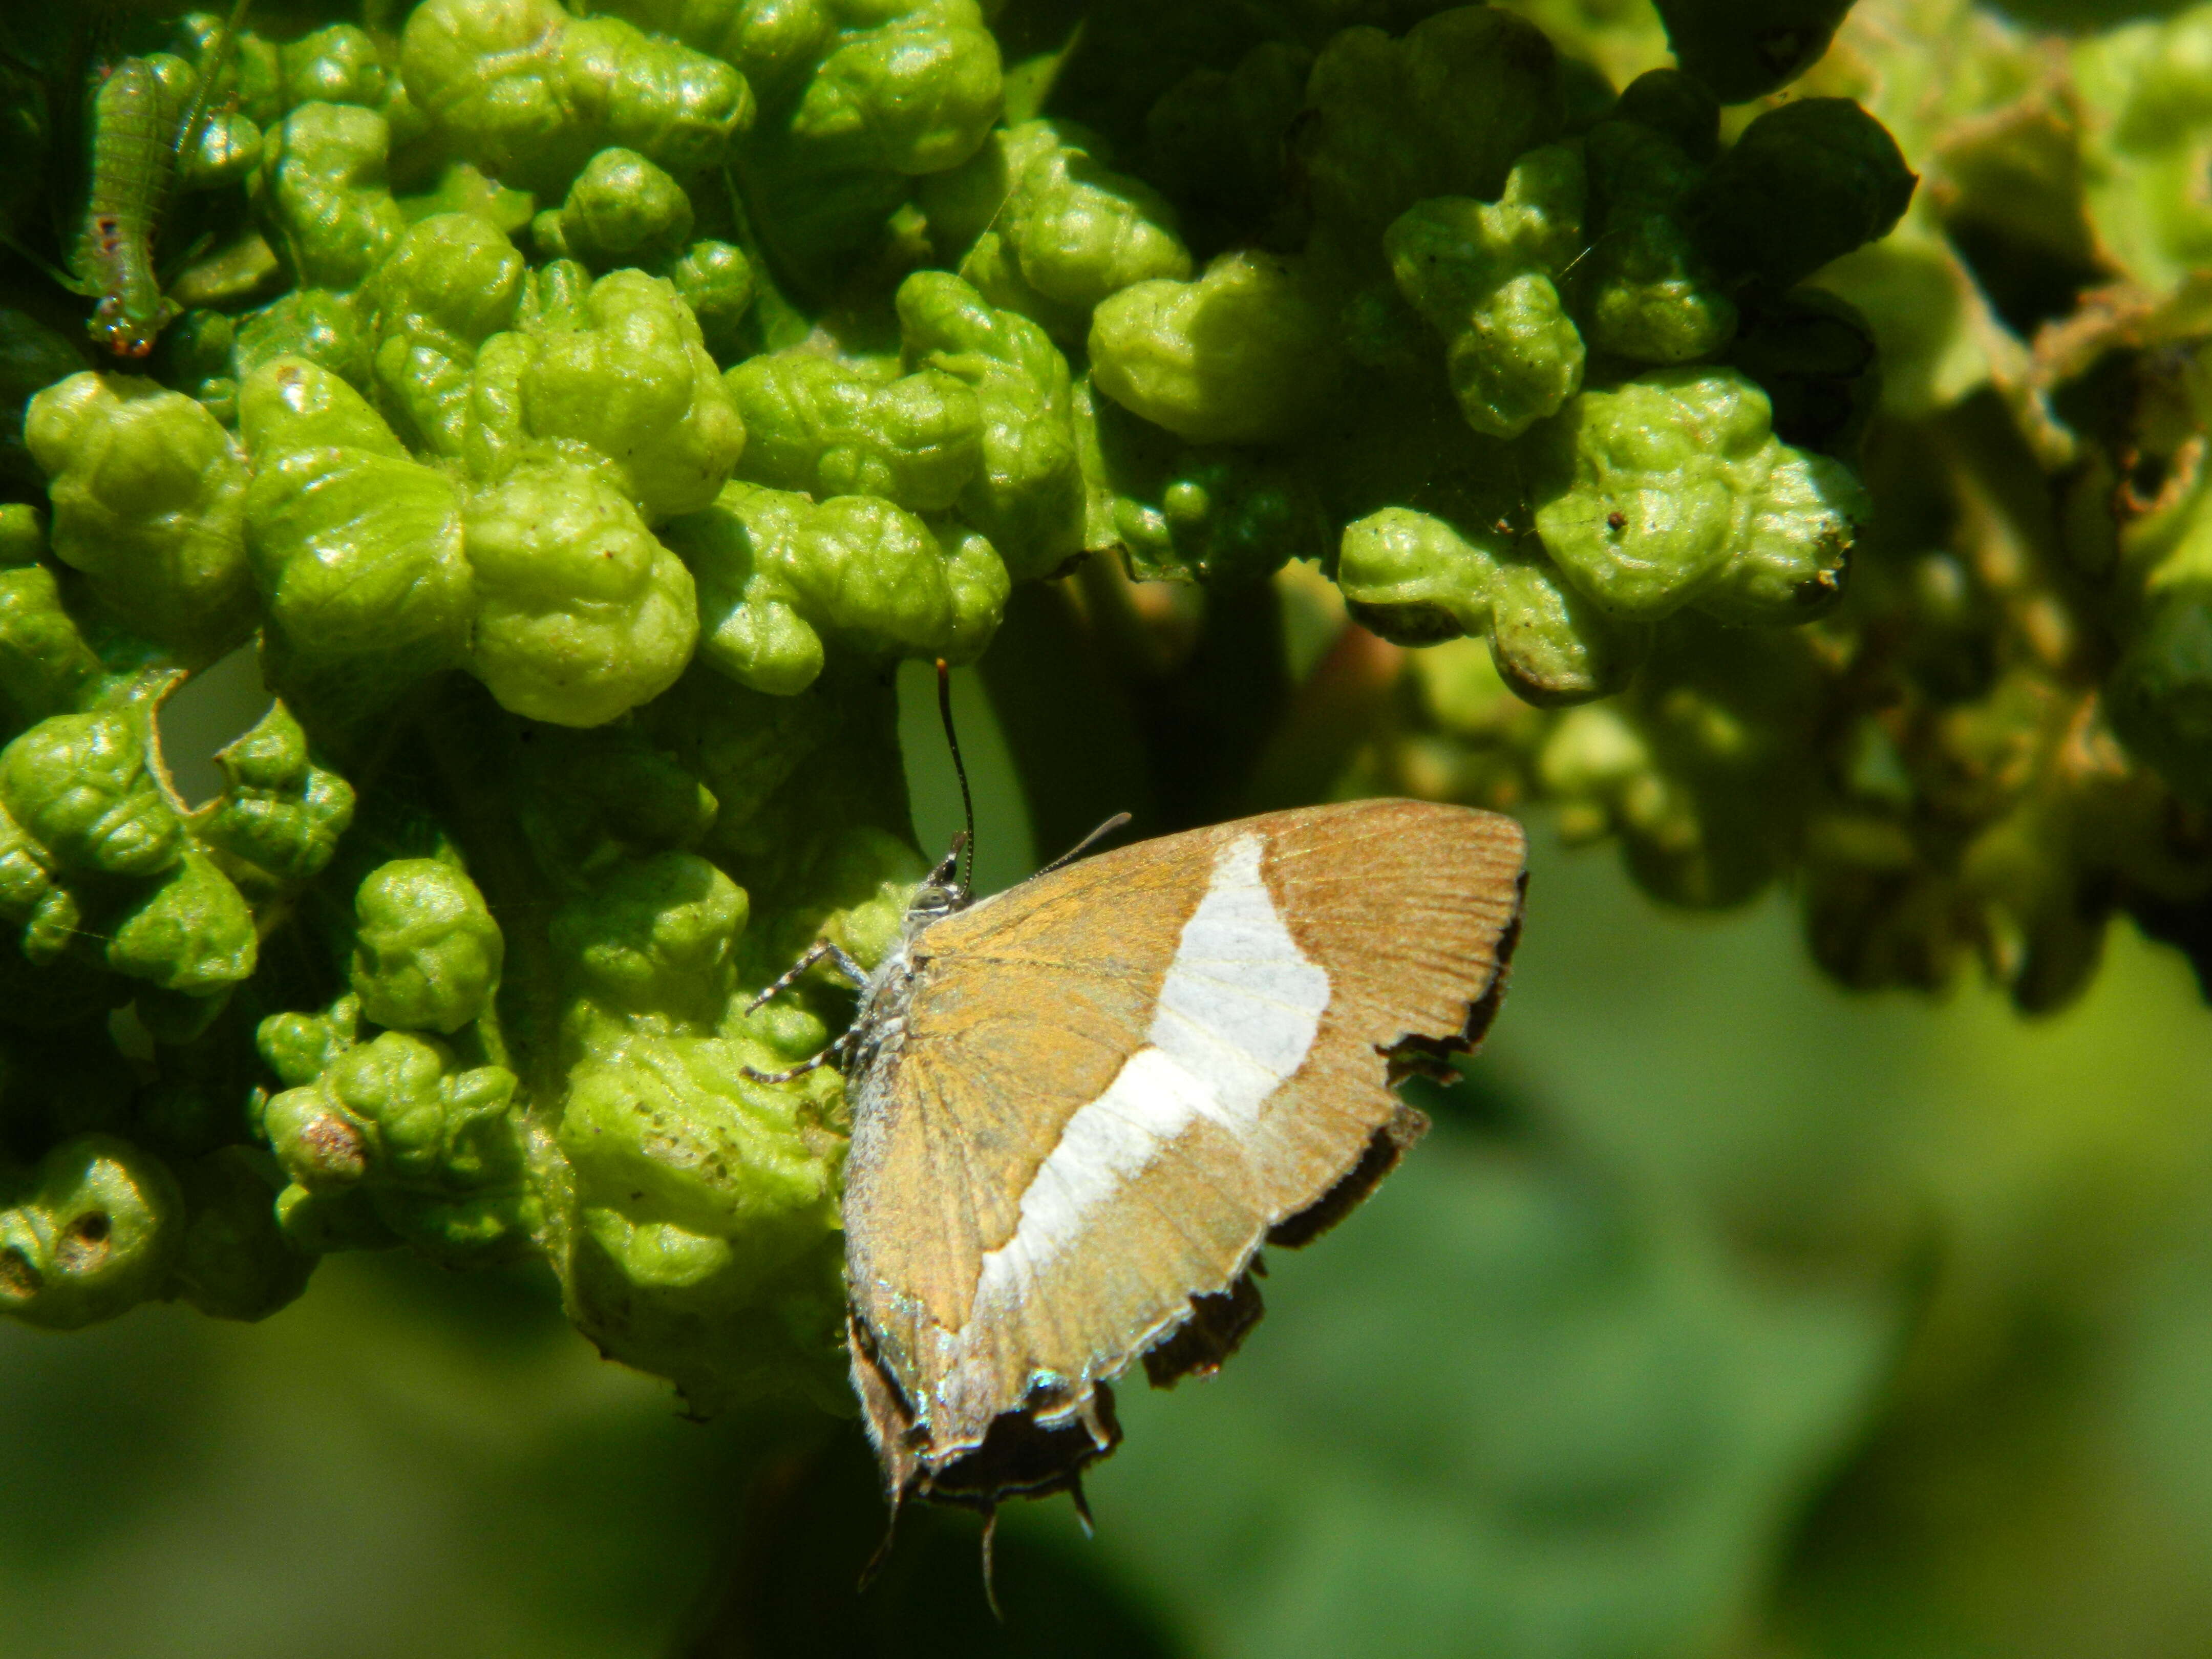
[1606,511,1626,531]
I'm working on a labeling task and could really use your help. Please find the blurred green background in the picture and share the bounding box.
[7,654,2212,1657]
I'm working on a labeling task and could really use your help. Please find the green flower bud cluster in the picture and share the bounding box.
[0,0,1932,1408]
[1347,0,2212,1015]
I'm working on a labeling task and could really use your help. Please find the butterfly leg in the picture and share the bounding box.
[744,938,870,1014]
[739,1033,851,1086]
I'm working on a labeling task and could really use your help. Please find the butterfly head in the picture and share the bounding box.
[905,832,972,932]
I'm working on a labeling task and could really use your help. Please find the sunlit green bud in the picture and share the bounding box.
[559,1030,840,1264]
[233,288,370,388]
[1579,113,1736,364]
[367,212,526,459]
[551,851,748,1029]
[1653,0,1855,101]
[1692,99,1916,290]
[280,24,390,110]
[536,147,695,270]
[1077,379,1329,587]
[668,482,1009,694]
[923,120,1191,343]
[1384,148,1588,437]
[1090,251,1343,446]
[242,359,475,707]
[350,858,503,1035]
[558,16,756,176]
[470,268,745,521]
[258,102,407,291]
[400,0,573,180]
[192,701,357,888]
[898,271,1084,580]
[783,0,999,176]
[168,1147,314,1322]
[0,1135,183,1330]
[461,460,700,726]
[1338,506,1644,704]
[666,240,757,362]
[0,563,107,723]
[183,111,263,191]
[106,850,257,994]
[256,994,361,1091]
[0,711,181,879]
[724,353,983,513]
[26,372,254,658]
[1533,369,1866,623]
[1302,7,1564,247]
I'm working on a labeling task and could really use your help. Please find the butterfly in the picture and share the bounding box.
[748,674,1528,1560]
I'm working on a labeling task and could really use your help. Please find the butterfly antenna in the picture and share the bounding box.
[934,659,975,895]
[979,1505,1005,1623]
[1036,812,1133,878]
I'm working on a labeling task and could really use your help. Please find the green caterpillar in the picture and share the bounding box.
[62,1,249,357]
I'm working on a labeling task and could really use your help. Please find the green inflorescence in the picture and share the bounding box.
[44,0,2212,1427]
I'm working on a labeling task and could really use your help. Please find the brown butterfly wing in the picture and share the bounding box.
[841,799,1527,1506]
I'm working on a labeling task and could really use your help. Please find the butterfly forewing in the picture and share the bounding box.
[842,799,1527,1508]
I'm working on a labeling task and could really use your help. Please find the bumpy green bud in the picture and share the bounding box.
[1339,506,1645,704]
[279,24,390,110]
[461,460,700,726]
[1090,252,1343,446]
[776,0,1000,175]
[241,358,475,708]
[258,995,361,1091]
[667,481,1008,694]
[350,858,503,1036]
[1691,99,1916,291]
[26,373,254,660]
[258,102,407,291]
[1532,369,1868,623]
[556,1020,844,1410]
[922,120,1191,343]
[665,241,757,363]
[1384,146,1588,438]
[106,849,257,995]
[898,271,1085,580]
[1580,98,1737,364]
[401,0,753,192]
[233,289,371,388]
[367,212,527,459]
[552,851,747,1029]
[1302,7,1564,249]
[724,353,983,513]
[1653,0,1855,102]
[190,701,356,890]
[264,1029,533,1265]
[182,111,263,192]
[467,268,745,520]
[535,147,695,270]
[0,711,181,879]
[0,563,110,725]
[0,1135,183,1330]
[168,1147,314,1322]
[1077,379,1329,587]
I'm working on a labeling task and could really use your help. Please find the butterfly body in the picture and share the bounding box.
[835,797,1527,1513]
